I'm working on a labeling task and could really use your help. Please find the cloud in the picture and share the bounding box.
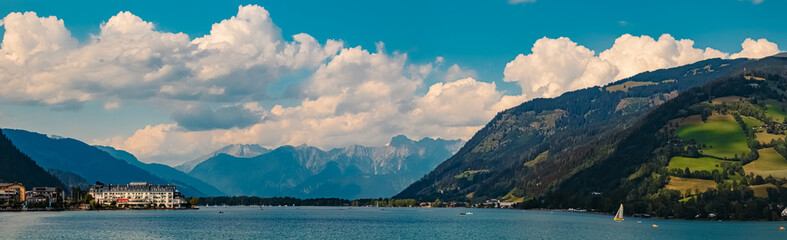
[443,64,477,82]
[504,34,779,100]
[503,37,619,99]
[96,49,519,163]
[730,38,780,59]
[172,103,263,131]
[104,101,120,110]
[0,5,341,108]
[0,11,76,64]
[96,124,178,159]
[599,34,729,79]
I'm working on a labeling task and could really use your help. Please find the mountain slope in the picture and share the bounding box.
[396,57,751,201]
[188,136,464,199]
[189,150,312,197]
[176,144,270,173]
[538,55,787,220]
[0,130,63,188]
[1,129,208,196]
[96,146,225,196]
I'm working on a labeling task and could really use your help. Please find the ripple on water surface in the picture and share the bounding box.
[1,207,786,239]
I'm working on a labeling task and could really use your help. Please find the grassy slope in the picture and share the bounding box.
[711,96,746,104]
[742,116,764,128]
[765,100,787,123]
[756,132,785,144]
[750,184,777,198]
[667,156,734,172]
[743,147,787,179]
[665,176,717,194]
[525,150,548,167]
[677,114,749,159]
[605,81,658,92]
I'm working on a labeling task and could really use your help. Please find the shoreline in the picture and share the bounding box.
[2,205,782,221]
[0,207,199,212]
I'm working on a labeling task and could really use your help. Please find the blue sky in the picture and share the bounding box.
[0,0,783,164]
[3,0,783,82]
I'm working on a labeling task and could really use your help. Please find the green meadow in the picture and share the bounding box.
[765,100,787,123]
[668,156,733,172]
[677,114,750,159]
[741,116,764,128]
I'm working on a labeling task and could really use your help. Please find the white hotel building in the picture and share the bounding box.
[89,182,187,208]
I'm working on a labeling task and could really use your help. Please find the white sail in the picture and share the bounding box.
[614,204,624,220]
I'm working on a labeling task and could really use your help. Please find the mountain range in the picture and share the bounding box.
[0,127,462,200]
[187,136,464,199]
[175,144,270,173]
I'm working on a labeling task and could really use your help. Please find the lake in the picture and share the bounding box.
[0,206,785,239]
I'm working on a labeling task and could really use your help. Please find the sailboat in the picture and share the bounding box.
[613,204,624,221]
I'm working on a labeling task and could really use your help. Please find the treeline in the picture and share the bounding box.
[192,196,418,207]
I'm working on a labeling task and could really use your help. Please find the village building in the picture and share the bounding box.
[25,187,64,204]
[0,183,25,203]
[89,182,186,208]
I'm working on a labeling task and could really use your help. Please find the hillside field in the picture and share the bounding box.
[756,132,785,144]
[677,114,749,159]
[765,100,787,123]
[743,147,787,179]
[741,116,764,128]
[750,184,777,198]
[667,156,733,172]
[665,176,717,194]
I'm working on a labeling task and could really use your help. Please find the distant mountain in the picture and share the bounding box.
[46,169,89,190]
[188,136,464,199]
[0,130,63,189]
[1,129,205,197]
[96,146,225,196]
[176,144,270,173]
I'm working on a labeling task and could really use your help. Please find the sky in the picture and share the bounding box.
[0,0,784,165]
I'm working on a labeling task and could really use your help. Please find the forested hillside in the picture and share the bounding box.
[0,130,63,188]
[399,55,787,220]
[397,58,749,201]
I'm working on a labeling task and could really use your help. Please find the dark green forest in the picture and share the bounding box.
[0,129,64,189]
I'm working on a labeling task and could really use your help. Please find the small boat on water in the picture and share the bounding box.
[613,204,624,221]
[652,225,659,228]
[460,212,473,215]
[218,211,224,214]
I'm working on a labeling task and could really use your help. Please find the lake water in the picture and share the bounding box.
[1,206,785,239]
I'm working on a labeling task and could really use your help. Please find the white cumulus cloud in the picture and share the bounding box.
[504,34,780,101]
[503,37,618,99]
[0,5,341,108]
[730,38,780,59]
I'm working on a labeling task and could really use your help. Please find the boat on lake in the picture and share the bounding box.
[613,204,624,221]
